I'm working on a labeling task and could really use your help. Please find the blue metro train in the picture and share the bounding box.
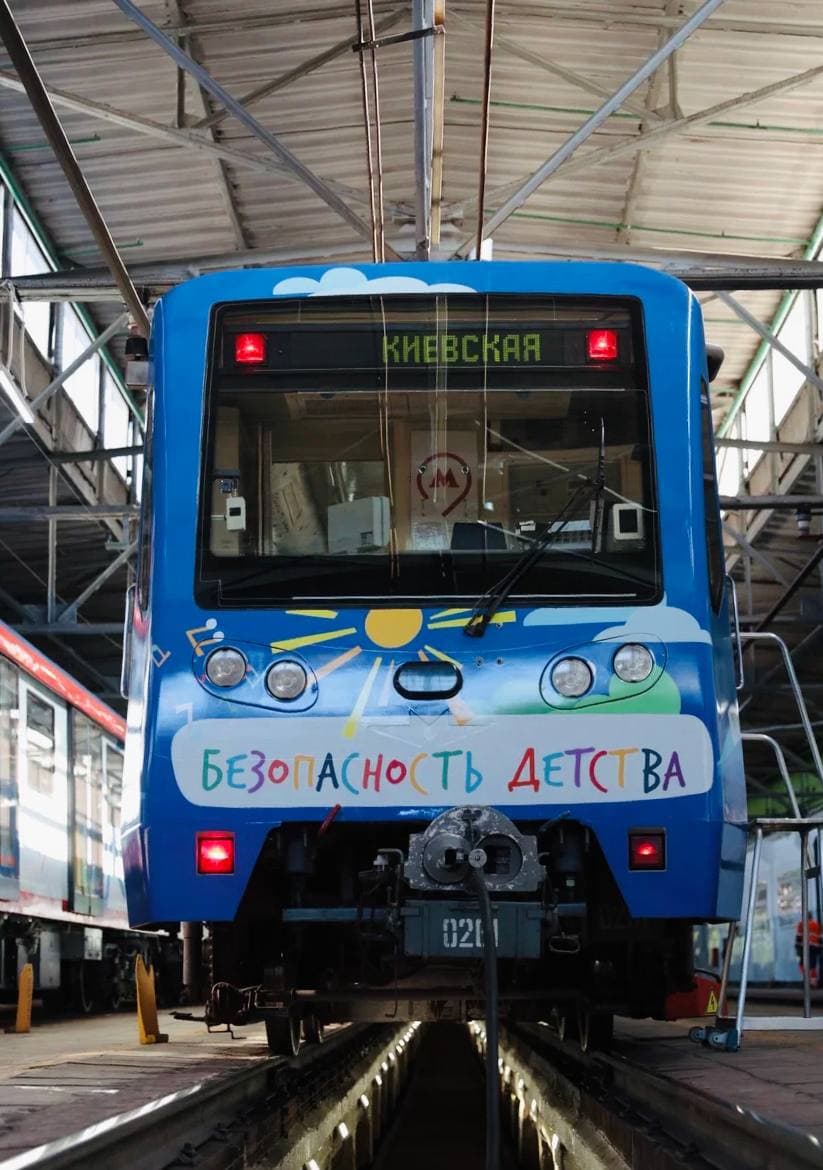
[122,261,746,1052]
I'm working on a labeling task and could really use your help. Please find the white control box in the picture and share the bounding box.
[225,496,247,531]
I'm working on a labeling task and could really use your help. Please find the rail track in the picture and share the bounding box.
[493,1020,823,1170]
[3,1017,822,1170]
[0,1023,415,1170]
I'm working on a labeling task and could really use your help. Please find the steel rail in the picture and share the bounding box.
[0,1024,390,1170]
[504,1021,823,1170]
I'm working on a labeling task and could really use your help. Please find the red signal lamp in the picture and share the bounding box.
[197,831,235,875]
[628,830,665,871]
[234,332,267,365]
[587,328,619,362]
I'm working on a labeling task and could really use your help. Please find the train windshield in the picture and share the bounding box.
[197,294,659,606]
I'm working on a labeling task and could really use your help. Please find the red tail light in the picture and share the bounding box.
[587,328,618,362]
[197,831,235,875]
[234,332,266,365]
[629,830,665,870]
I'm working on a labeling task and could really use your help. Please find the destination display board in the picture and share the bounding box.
[215,294,643,389]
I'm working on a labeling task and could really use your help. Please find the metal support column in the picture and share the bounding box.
[46,464,57,624]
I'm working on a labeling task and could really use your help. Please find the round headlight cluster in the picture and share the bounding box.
[613,643,654,683]
[205,647,247,688]
[266,659,308,701]
[550,657,593,698]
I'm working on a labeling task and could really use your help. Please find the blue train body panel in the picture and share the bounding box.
[123,261,746,946]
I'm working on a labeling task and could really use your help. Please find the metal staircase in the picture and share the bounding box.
[693,612,823,1051]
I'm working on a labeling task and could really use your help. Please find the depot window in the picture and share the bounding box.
[197,294,659,606]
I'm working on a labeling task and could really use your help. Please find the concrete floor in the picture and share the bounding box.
[0,1008,270,1078]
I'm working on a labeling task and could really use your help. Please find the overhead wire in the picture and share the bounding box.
[366,0,387,262]
[354,0,387,262]
[354,0,379,261]
[475,0,496,258]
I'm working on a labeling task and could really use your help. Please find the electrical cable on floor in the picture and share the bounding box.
[469,863,500,1170]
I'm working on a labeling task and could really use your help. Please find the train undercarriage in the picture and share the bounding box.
[204,807,701,1054]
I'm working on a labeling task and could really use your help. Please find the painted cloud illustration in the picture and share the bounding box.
[593,602,711,645]
[524,599,711,645]
[271,267,475,297]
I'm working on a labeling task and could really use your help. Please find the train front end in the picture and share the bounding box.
[122,261,747,1042]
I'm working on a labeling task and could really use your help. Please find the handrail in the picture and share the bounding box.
[739,631,823,786]
[741,732,803,819]
[726,575,745,691]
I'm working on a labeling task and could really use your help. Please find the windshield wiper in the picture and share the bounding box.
[463,480,594,638]
[464,421,608,639]
[590,416,606,555]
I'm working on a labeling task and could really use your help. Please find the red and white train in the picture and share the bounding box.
[0,619,178,1011]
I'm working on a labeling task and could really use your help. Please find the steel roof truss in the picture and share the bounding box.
[110,0,378,249]
[0,2,149,332]
[454,61,823,229]
[0,312,128,450]
[164,0,246,251]
[722,522,791,589]
[194,10,405,133]
[56,540,137,625]
[0,75,391,219]
[470,16,660,122]
[716,292,823,398]
[455,0,727,253]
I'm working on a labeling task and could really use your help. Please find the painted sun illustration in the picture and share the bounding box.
[269,606,518,738]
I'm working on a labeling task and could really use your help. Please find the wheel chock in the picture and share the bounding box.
[5,963,33,1034]
[136,955,169,1045]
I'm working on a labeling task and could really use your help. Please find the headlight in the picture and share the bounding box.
[266,659,308,701]
[205,647,247,688]
[613,643,654,683]
[550,657,593,698]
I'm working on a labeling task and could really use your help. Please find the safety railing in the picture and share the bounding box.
[691,625,823,1050]
[695,816,823,1051]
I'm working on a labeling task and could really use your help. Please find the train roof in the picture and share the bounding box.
[157,259,692,311]
[0,619,125,742]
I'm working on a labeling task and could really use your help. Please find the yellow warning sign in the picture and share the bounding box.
[706,990,719,1015]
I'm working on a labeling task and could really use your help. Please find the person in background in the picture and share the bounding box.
[795,912,821,987]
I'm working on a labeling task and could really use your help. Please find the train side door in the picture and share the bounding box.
[102,739,125,915]
[0,661,20,899]
[17,679,69,906]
